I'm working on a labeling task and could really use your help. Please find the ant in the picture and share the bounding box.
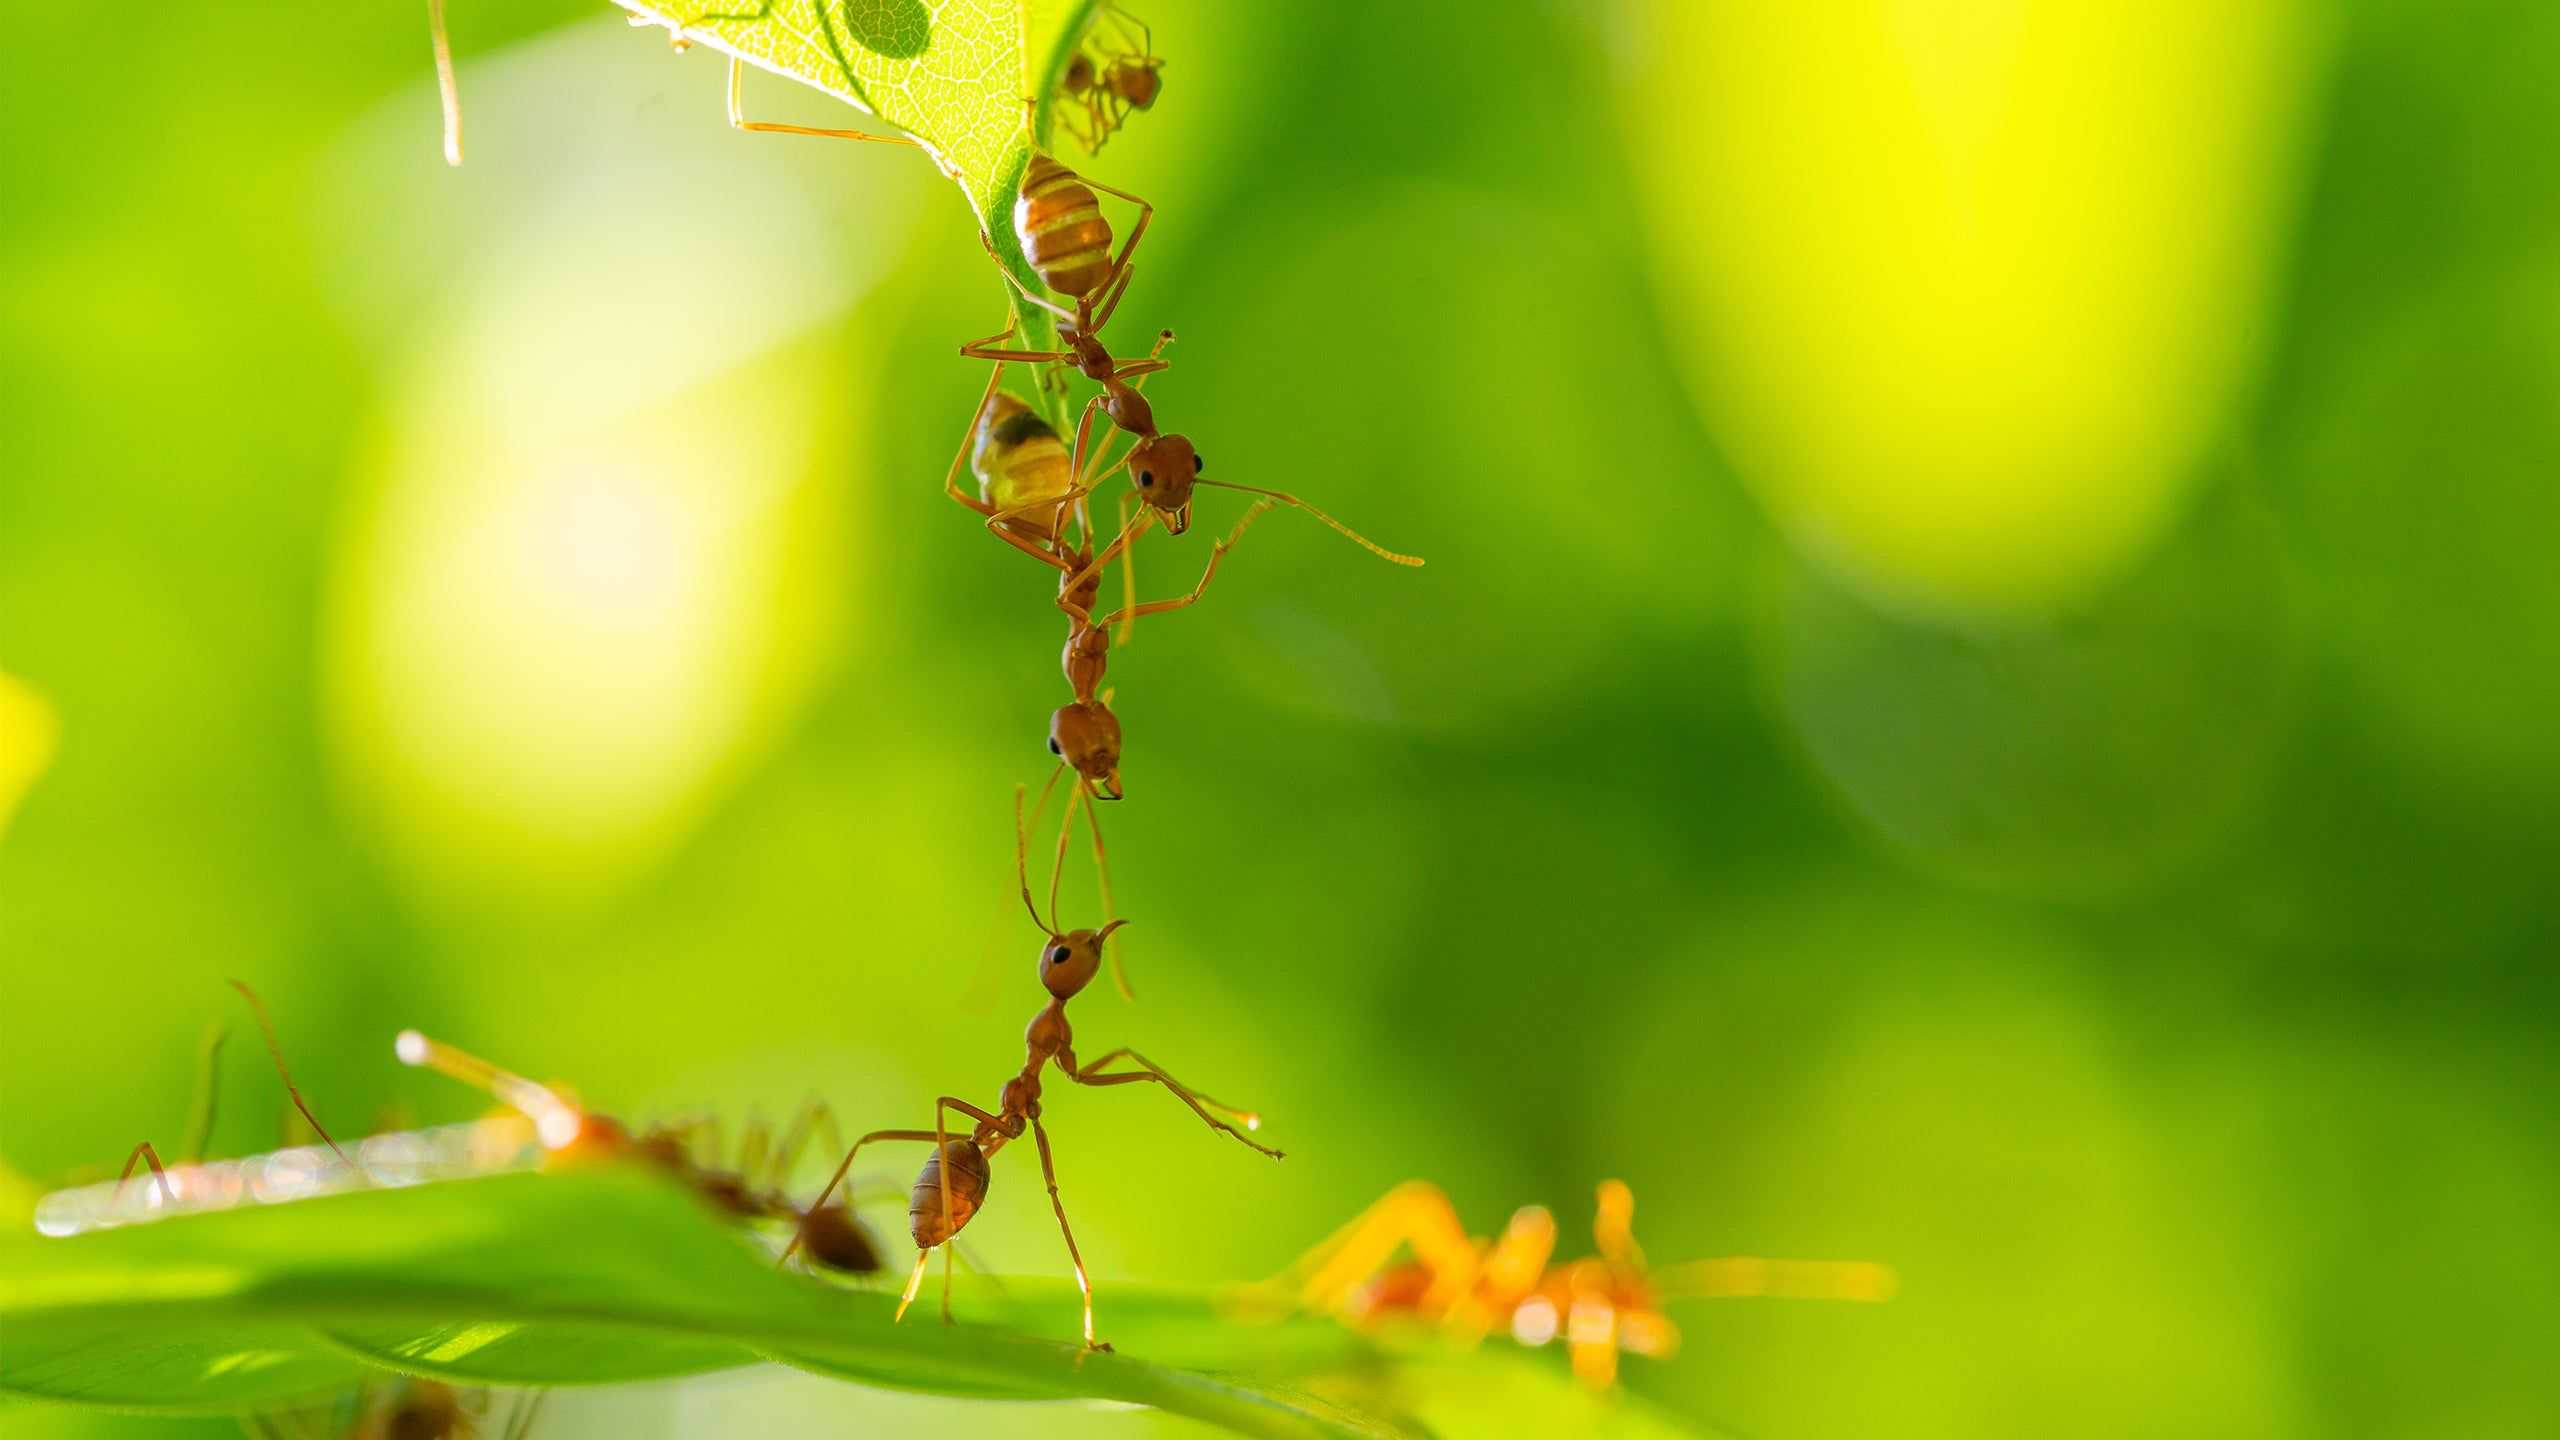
[960,153,1421,569]
[1055,4,1167,155]
[241,1378,547,1440]
[782,785,1282,1350]
[393,1032,885,1280]
[1261,1180,1896,1388]
[108,981,364,1212]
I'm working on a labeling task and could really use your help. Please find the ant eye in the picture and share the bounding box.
[1192,454,1205,474]
[1048,738,1062,755]
[1138,471,1154,488]
[1050,945,1070,964]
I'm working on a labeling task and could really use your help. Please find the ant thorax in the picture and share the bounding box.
[1024,999,1073,1071]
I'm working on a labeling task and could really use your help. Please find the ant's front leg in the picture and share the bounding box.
[1068,1049,1282,1158]
[726,56,919,147]
[1095,500,1273,631]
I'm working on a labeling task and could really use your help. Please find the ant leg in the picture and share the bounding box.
[1080,175,1154,305]
[1267,1181,1487,1317]
[765,1096,844,1190]
[727,56,919,146]
[1089,261,1140,335]
[1067,1051,1282,1158]
[182,1022,228,1164]
[113,1142,177,1207]
[1031,1117,1110,1351]
[1096,499,1274,631]
[945,364,1007,518]
[992,263,1081,329]
[1442,1204,1561,1342]
[427,0,463,166]
[229,981,363,1181]
[960,314,1076,365]
[1112,490,1140,643]
[784,1128,941,1266]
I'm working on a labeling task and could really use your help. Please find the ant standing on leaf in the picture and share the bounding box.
[1055,3,1167,154]
[393,1032,887,1280]
[782,786,1281,1351]
[1260,1180,1897,1388]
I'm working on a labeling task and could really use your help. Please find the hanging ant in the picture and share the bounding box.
[783,785,1282,1350]
[1055,4,1167,155]
[1259,1179,1897,1388]
[393,1032,886,1280]
[960,153,1422,569]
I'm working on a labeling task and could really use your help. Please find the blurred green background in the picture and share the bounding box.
[5,1,2558,1436]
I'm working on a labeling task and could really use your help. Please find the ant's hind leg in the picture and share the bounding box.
[727,57,919,146]
[1032,1117,1110,1350]
[1068,1050,1282,1158]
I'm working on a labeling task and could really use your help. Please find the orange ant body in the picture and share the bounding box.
[784,787,1282,1349]
[393,1034,884,1279]
[1266,1180,1897,1388]
[1056,5,1165,154]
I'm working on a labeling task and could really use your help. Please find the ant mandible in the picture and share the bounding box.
[395,1032,887,1280]
[783,785,1281,1350]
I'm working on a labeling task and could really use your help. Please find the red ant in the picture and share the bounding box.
[1264,1180,1896,1388]
[783,786,1281,1350]
[393,1032,885,1279]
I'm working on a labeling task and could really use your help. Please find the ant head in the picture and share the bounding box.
[1047,699,1122,797]
[1116,64,1163,110]
[1064,52,1096,91]
[1038,918,1129,999]
[1128,434,1202,532]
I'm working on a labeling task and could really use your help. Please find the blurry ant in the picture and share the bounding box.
[783,786,1282,1349]
[112,980,363,1209]
[1056,4,1166,154]
[393,1033,885,1279]
[241,1378,547,1440]
[1260,1180,1897,1388]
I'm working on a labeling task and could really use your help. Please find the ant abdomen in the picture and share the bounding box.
[1016,155,1114,301]
[797,1202,884,1275]
[910,1139,991,1247]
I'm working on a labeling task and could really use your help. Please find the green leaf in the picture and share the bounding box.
[612,0,1100,422]
[0,1169,1401,1437]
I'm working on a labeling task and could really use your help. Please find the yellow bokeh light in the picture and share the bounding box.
[1623,0,2325,614]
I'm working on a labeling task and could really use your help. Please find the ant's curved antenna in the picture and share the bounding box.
[1194,479,1423,567]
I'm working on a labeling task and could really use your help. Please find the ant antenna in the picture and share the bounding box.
[426,0,463,166]
[394,1029,583,1151]
[227,980,364,1181]
[1195,479,1424,567]
[1052,781,1132,999]
[1015,779,1060,935]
